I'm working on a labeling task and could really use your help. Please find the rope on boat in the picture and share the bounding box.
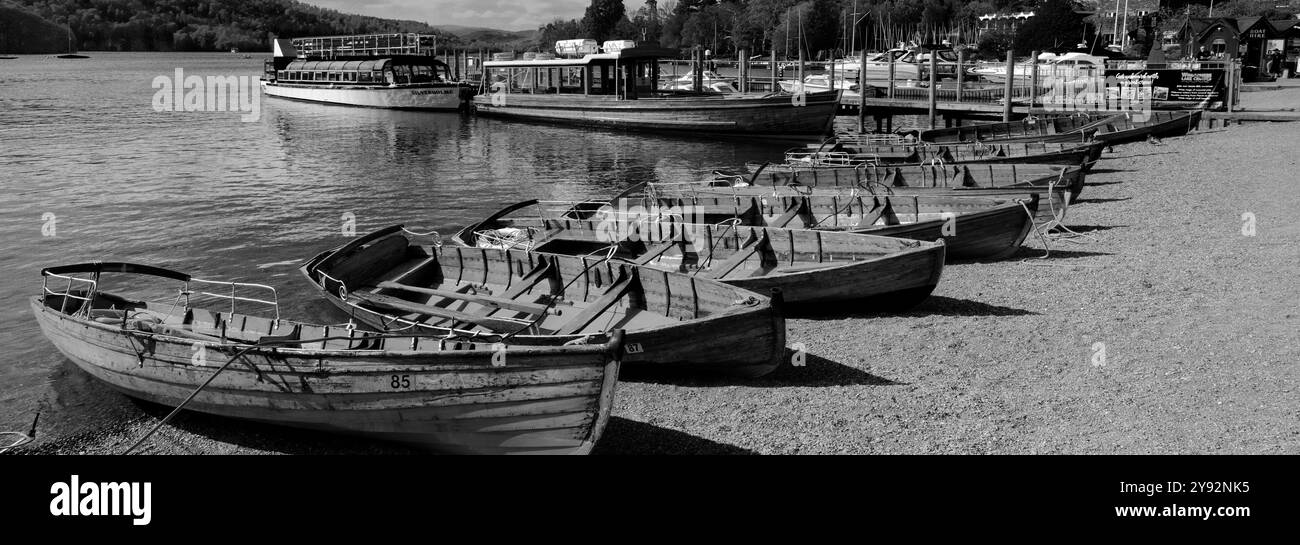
[401,228,442,246]
[1019,198,1051,259]
[122,345,257,454]
[0,412,39,454]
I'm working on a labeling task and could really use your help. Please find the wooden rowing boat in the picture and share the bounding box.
[301,225,787,377]
[1087,110,1202,146]
[743,193,1040,261]
[31,262,624,454]
[791,140,1106,171]
[914,113,1119,144]
[700,162,1087,202]
[648,180,1070,226]
[455,200,946,309]
[613,192,1043,261]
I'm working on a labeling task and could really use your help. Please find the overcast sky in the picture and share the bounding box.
[306,1,635,31]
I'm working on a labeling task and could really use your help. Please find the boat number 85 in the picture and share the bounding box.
[390,374,411,389]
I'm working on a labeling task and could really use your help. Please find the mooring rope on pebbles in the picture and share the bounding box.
[0,412,40,454]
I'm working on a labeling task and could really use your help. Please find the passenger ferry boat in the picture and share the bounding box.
[472,40,839,139]
[261,33,473,110]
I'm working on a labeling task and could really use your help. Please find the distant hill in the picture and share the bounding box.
[1,0,534,53]
[0,1,71,53]
[435,25,538,51]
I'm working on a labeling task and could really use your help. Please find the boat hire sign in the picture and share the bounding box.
[1106,68,1228,110]
[1041,66,1228,113]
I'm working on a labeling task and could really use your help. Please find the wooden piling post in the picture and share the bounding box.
[858,47,867,132]
[956,49,964,103]
[1226,60,1236,113]
[738,48,748,92]
[693,46,704,92]
[1029,50,1039,112]
[888,57,896,99]
[1002,50,1014,122]
[770,49,777,91]
[928,51,938,129]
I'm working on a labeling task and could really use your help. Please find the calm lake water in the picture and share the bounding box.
[0,52,797,441]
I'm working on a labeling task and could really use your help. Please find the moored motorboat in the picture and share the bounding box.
[301,225,787,377]
[260,34,474,110]
[472,40,840,139]
[455,200,946,309]
[31,262,624,454]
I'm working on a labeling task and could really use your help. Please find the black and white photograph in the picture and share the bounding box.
[2,0,1297,525]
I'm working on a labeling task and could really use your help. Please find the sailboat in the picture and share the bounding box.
[56,26,88,59]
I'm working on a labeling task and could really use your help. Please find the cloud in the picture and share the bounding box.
[304,0,631,31]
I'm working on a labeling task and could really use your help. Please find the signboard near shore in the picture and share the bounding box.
[1042,65,1229,114]
[1105,67,1228,110]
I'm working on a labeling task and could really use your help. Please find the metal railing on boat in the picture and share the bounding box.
[185,278,280,321]
[42,272,98,317]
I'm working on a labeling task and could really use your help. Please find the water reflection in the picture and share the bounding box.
[0,52,796,439]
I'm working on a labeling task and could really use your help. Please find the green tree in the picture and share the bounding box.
[1012,0,1087,55]
[580,0,626,43]
[538,18,582,49]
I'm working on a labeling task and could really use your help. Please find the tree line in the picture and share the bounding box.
[539,0,1298,60]
[2,0,532,53]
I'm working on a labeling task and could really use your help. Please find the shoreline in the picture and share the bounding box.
[10,112,1300,455]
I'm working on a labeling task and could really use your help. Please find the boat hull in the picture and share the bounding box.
[849,201,1036,261]
[31,297,620,454]
[471,91,840,139]
[1093,110,1202,146]
[261,81,469,110]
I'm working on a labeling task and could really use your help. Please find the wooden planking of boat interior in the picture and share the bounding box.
[301,225,787,377]
[31,262,625,454]
[454,200,946,310]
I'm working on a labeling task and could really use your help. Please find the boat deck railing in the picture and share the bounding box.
[293,33,438,60]
[42,272,98,317]
[185,278,280,322]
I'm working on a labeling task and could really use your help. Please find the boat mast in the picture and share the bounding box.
[850,0,858,54]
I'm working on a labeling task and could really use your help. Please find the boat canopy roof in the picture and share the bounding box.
[285,58,393,72]
[484,46,679,68]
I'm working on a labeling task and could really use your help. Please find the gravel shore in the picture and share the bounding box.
[12,115,1300,456]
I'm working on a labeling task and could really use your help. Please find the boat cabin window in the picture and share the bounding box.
[275,58,455,86]
[485,57,660,98]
